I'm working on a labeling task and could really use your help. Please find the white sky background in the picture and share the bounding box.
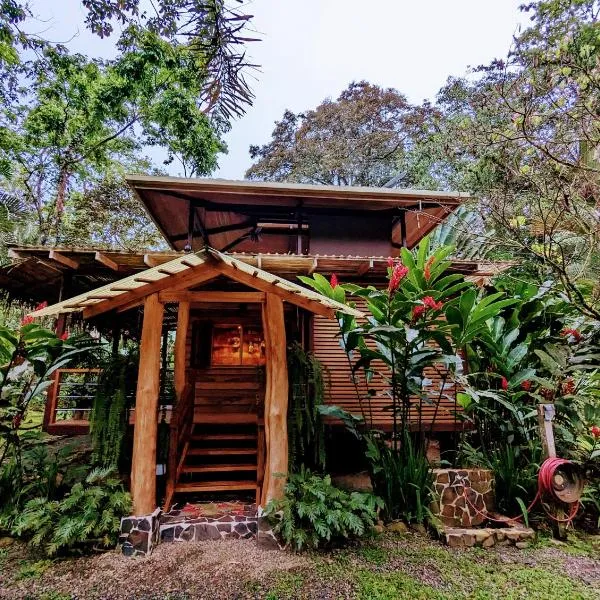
[27,0,530,180]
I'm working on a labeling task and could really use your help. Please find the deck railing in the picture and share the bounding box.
[44,368,103,430]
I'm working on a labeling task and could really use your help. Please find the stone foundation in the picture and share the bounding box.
[160,503,258,543]
[432,468,494,528]
[256,507,285,550]
[444,524,535,548]
[119,508,161,557]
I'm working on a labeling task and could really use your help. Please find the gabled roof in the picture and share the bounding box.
[127,175,470,251]
[28,247,363,320]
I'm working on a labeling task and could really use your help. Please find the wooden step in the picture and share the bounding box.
[181,463,257,473]
[191,433,257,441]
[187,447,257,456]
[175,480,257,492]
[194,412,258,424]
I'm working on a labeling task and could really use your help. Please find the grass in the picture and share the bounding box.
[0,531,598,599]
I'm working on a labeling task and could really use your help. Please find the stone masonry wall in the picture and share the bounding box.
[432,468,494,527]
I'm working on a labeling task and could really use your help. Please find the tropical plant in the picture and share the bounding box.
[11,467,131,556]
[287,343,327,472]
[263,468,381,551]
[89,346,139,469]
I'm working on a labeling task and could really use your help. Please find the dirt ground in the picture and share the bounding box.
[0,531,599,599]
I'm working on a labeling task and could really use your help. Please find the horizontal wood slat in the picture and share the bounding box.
[312,301,462,431]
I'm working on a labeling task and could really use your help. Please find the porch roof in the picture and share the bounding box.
[28,247,363,320]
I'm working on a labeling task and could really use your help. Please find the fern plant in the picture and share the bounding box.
[12,468,131,556]
[263,468,382,551]
[287,343,327,472]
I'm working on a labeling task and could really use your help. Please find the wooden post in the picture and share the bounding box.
[43,313,68,430]
[174,301,190,402]
[537,403,566,539]
[130,294,164,515]
[260,293,289,506]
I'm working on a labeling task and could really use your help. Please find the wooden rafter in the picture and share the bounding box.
[49,251,79,270]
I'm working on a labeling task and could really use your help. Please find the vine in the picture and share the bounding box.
[287,342,327,472]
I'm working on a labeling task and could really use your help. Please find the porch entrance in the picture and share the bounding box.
[164,311,266,509]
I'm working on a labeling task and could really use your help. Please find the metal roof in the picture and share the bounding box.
[28,247,363,320]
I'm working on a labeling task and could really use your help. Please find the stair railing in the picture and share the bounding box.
[164,370,196,511]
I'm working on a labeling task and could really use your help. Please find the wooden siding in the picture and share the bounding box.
[312,306,462,432]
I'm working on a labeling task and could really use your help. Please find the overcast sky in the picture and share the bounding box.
[28,0,529,180]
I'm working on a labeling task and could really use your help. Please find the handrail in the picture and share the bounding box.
[164,370,196,511]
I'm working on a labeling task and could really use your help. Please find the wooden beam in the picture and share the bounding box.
[308,257,318,275]
[357,259,373,276]
[260,294,289,506]
[159,291,265,304]
[174,302,189,402]
[94,252,121,271]
[130,294,164,515]
[143,254,175,268]
[211,261,335,320]
[49,251,79,270]
[82,265,219,319]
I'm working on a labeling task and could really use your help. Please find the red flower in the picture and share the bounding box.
[422,296,443,311]
[59,331,69,341]
[20,315,34,326]
[521,380,532,392]
[561,378,575,395]
[388,262,409,294]
[540,387,555,401]
[387,257,395,268]
[12,413,22,429]
[424,256,436,281]
[34,301,48,311]
[591,426,600,439]
[330,273,339,288]
[412,305,427,321]
[501,376,509,391]
[561,328,582,343]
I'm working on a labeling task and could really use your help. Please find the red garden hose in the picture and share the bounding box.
[462,457,582,525]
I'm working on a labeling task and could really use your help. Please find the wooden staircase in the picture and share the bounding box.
[163,373,264,510]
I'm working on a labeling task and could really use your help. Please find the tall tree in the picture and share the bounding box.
[246,81,414,187]
[435,0,600,319]
[0,1,257,247]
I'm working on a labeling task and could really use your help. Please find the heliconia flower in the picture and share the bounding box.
[422,296,443,311]
[387,257,395,268]
[561,378,575,395]
[561,328,582,343]
[412,305,427,321]
[59,331,69,341]
[330,273,339,288]
[21,315,34,326]
[388,262,409,294]
[34,301,48,311]
[521,380,532,392]
[501,376,509,391]
[424,256,436,281]
[591,425,600,439]
[540,387,555,401]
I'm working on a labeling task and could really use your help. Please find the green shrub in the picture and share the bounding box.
[366,430,433,524]
[12,467,131,556]
[263,468,382,551]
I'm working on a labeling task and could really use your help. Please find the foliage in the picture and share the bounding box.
[287,342,327,472]
[89,346,139,469]
[263,468,381,551]
[247,81,415,186]
[365,429,433,524]
[434,0,600,319]
[12,467,131,556]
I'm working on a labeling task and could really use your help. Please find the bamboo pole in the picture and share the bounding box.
[130,294,164,515]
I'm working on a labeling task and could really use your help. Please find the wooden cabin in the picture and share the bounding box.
[3,177,506,516]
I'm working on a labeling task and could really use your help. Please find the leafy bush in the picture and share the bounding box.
[12,468,131,556]
[263,468,382,550]
[366,430,433,524]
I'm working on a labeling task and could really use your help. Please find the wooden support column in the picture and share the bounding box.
[174,301,190,402]
[260,293,289,506]
[130,294,164,515]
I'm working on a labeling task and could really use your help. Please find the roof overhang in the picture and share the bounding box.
[126,175,471,252]
[28,247,363,321]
